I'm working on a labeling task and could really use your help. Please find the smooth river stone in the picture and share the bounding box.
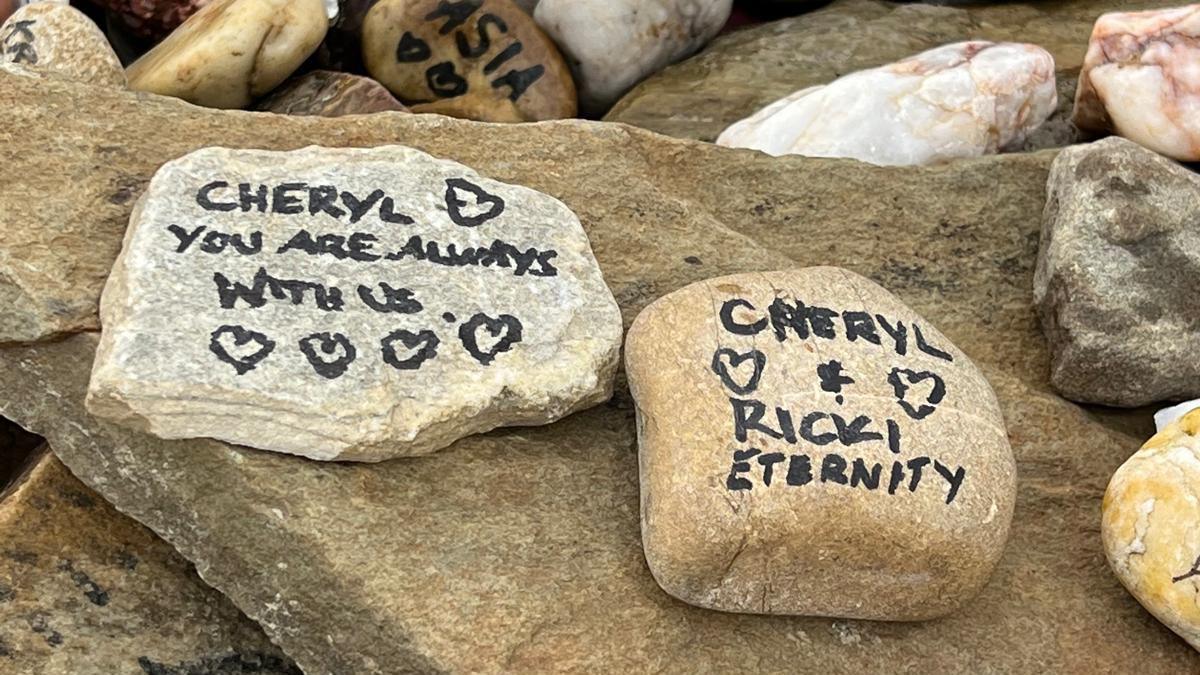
[1034,137,1200,408]
[625,268,1016,619]
[1074,5,1200,161]
[716,41,1057,166]
[256,70,410,116]
[0,2,125,86]
[1104,408,1200,652]
[534,0,732,116]
[362,0,576,122]
[86,145,622,462]
[126,0,328,109]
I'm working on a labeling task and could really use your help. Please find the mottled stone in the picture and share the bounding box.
[626,268,1014,618]
[1034,137,1200,407]
[1074,5,1200,161]
[256,70,408,116]
[0,2,124,86]
[534,0,731,115]
[1,70,1198,672]
[605,0,1161,143]
[716,41,1056,165]
[1104,409,1200,652]
[90,0,210,41]
[87,145,621,461]
[0,449,297,674]
[362,0,576,122]
[257,70,408,116]
[127,0,328,109]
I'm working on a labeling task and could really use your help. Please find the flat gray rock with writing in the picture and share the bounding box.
[87,145,622,461]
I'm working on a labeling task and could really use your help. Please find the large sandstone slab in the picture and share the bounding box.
[0,71,1196,671]
[605,0,1180,142]
[0,448,297,674]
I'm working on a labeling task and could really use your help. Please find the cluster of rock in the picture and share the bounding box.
[1,0,735,121]
[6,0,1200,670]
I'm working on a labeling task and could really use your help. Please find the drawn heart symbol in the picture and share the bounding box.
[299,332,357,380]
[711,348,766,395]
[444,177,506,228]
[209,325,275,376]
[459,313,523,365]
[887,367,947,420]
[381,329,440,371]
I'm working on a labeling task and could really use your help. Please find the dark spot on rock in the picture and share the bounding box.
[683,256,702,265]
[0,581,12,602]
[137,651,302,675]
[116,551,140,571]
[58,560,110,606]
[29,614,63,647]
[1100,174,1151,198]
[108,176,147,205]
[4,550,37,565]
[62,488,96,509]
[0,637,11,657]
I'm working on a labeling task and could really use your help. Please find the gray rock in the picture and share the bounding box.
[1,69,1198,672]
[87,145,622,461]
[1035,137,1200,407]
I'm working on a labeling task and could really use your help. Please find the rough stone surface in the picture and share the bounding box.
[533,0,732,116]
[87,145,621,461]
[126,0,328,109]
[716,41,1056,165]
[1074,5,1200,161]
[626,268,1014,618]
[0,449,298,675]
[1104,408,1200,652]
[256,70,409,116]
[605,0,1179,142]
[1034,137,1200,408]
[362,0,576,122]
[0,70,1198,672]
[89,0,211,40]
[0,2,125,86]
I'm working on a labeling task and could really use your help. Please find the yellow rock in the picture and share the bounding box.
[127,0,328,109]
[1103,408,1200,651]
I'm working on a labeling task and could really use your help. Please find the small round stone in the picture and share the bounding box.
[362,0,576,122]
[1103,408,1200,651]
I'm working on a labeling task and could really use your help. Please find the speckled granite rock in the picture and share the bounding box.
[0,69,1197,672]
[0,2,124,85]
[1034,137,1200,407]
[87,145,621,461]
[127,0,328,109]
[605,0,1175,142]
[257,70,409,116]
[0,449,297,674]
[1104,409,1200,652]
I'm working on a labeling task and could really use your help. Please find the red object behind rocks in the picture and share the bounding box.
[90,0,210,40]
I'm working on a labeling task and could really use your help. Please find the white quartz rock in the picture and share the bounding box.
[534,0,732,115]
[1074,5,1200,161]
[716,41,1057,166]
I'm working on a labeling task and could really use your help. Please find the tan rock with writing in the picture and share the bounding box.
[86,145,622,462]
[127,0,328,109]
[625,268,1015,619]
[0,2,125,86]
[1103,408,1200,651]
[362,0,576,122]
